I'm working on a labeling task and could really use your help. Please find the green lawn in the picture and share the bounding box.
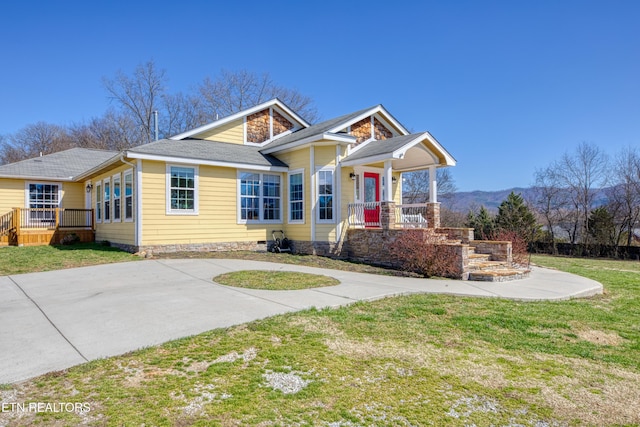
[214,270,340,290]
[0,243,139,276]
[1,255,639,426]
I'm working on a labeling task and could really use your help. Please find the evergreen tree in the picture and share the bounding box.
[588,206,616,246]
[495,192,538,241]
[466,206,495,239]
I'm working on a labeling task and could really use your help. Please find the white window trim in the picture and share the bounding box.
[112,173,122,223]
[237,170,283,224]
[287,169,305,224]
[103,177,111,223]
[166,164,199,215]
[123,169,134,222]
[316,167,335,224]
[95,182,102,223]
[24,181,62,209]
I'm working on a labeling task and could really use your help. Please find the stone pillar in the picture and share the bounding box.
[426,202,440,229]
[380,201,396,230]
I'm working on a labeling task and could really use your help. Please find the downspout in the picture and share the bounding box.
[118,154,141,250]
[310,146,315,245]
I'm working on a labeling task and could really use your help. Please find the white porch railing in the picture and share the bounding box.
[347,202,382,228]
[395,204,428,228]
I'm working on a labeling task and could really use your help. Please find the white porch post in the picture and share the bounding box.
[384,160,393,202]
[429,165,437,203]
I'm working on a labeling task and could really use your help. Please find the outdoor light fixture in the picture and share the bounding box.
[86,184,93,193]
[349,172,357,181]
[392,176,397,184]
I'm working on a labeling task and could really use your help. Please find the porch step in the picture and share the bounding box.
[468,268,531,282]
[468,259,508,271]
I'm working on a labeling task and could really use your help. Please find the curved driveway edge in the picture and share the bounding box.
[0,259,603,384]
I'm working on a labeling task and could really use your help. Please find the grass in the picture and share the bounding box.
[214,270,339,290]
[0,243,139,276]
[1,254,640,426]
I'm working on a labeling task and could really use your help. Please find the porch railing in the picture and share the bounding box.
[14,208,94,230]
[0,210,14,236]
[347,202,382,228]
[395,204,429,228]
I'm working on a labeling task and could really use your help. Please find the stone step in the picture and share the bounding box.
[468,268,531,282]
[467,260,508,271]
[468,253,491,262]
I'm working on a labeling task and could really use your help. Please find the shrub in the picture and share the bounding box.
[488,229,529,267]
[389,230,461,278]
[60,233,80,245]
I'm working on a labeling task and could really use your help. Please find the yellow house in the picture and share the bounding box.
[0,99,456,254]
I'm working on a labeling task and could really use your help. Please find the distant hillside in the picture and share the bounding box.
[446,187,611,213]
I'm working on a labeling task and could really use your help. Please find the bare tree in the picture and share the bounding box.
[1,122,74,164]
[68,110,142,151]
[403,168,457,205]
[608,146,640,247]
[555,142,609,244]
[197,69,319,123]
[532,165,570,249]
[160,92,209,137]
[103,60,167,144]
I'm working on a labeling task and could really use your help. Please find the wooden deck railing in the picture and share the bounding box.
[13,208,94,231]
[0,210,14,236]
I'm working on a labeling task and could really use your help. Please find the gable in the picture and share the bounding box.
[339,113,399,147]
[170,98,309,146]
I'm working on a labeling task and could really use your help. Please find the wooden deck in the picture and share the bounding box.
[0,208,95,247]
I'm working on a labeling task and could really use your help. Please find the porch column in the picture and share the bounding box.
[384,160,393,202]
[426,203,441,229]
[380,201,396,230]
[429,165,437,203]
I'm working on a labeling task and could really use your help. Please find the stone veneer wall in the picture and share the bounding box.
[374,118,392,140]
[469,240,512,264]
[273,110,294,135]
[246,109,270,143]
[345,228,469,279]
[437,227,474,244]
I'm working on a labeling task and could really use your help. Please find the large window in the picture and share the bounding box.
[167,165,198,214]
[288,171,304,223]
[317,169,334,222]
[113,174,121,221]
[239,172,281,223]
[104,179,111,222]
[27,183,60,223]
[124,170,133,221]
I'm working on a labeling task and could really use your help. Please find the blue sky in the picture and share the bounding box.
[1,0,638,191]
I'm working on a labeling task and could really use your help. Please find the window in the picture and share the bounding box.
[238,172,281,223]
[317,169,334,222]
[96,182,102,222]
[104,179,111,222]
[289,171,304,223]
[124,170,133,221]
[167,165,198,214]
[27,183,60,223]
[113,175,121,221]
[263,174,281,220]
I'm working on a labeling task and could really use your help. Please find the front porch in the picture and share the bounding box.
[0,208,95,247]
[344,201,527,281]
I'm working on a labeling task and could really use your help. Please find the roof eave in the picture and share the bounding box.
[125,151,288,172]
[260,132,355,155]
[0,174,75,181]
[169,98,310,141]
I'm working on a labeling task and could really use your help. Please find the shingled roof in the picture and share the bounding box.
[0,148,119,180]
[127,139,288,169]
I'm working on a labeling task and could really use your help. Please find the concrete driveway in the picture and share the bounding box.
[0,258,603,384]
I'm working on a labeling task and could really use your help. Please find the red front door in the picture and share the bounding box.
[363,172,380,226]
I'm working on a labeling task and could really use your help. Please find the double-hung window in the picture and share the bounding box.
[288,171,304,223]
[317,169,334,222]
[96,182,102,223]
[167,165,198,214]
[104,179,111,222]
[124,170,133,221]
[113,174,121,222]
[238,172,281,223]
